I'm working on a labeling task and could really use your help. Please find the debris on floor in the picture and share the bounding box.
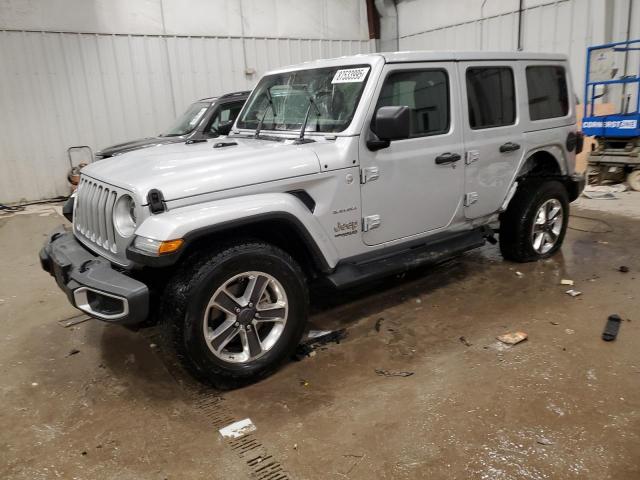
[602,314,622,342]
[374,369,414,378]
[515,271,524,277]
[496,331,528,345]
[560,279,574,286]
[582,184,627,199]
[57,314,91,328]
[293,328,347,360]
[299,379,310,387]
[618,265,630,273]
[565,289,582,297]
[374,317,384,332]
[459,336,472,347]
[219,418,256,439]
[307,329,333,339]
[565,328,575,335]
[66,348,80,357]
[536,437,554,446]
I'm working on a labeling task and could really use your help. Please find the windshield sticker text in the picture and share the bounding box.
[332,68,370,84]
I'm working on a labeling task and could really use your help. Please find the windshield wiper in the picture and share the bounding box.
[295,95,322,144]
[254,87,275,139]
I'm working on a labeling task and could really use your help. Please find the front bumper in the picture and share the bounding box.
[40,227,149,325]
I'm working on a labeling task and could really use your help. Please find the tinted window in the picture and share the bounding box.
[526,66,569,120]
[375,69,449,137]
[466,67,516,129]
[208,101,245,134]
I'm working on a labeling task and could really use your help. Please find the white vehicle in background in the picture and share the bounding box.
[41,51,584,388]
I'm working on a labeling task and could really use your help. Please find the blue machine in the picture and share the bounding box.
[583,39,640,190]
[582,39,640,137]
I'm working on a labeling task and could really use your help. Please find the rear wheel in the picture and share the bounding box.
[161,241,308,389]
[499,179,569,262]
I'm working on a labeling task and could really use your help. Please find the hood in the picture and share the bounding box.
[82,137,322,202]
[96,136,183,158]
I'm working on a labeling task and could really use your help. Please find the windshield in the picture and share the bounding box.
[162,101,210,136]
[236,65,371,133]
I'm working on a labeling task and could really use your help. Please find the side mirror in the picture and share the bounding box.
[368,106,411,151]
[216,120,234,136]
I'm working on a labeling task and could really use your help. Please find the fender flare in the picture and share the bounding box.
[500,146,568,212]
[128,193,339,271]
[515,145,568,178]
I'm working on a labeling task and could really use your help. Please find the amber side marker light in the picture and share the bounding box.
[158,239,184,255]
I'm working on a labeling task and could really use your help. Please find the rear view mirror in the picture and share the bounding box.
[368,105,411,151]
[216,120,234,136]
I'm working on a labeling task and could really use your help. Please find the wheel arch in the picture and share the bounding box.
[516,148,566,179]
[502,148,579,210]
[129,193,338,275]
[180,213,333,277]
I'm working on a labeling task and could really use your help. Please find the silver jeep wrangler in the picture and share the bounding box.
[41,51,584,387]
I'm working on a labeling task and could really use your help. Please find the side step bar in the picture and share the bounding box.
[325,228,487,289]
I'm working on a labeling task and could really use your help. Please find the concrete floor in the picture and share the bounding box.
[1,197,639,479]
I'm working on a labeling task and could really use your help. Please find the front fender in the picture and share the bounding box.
[131,193,339,269]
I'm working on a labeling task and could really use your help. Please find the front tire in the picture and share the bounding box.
[499,179,569,262]
[161,241,308,389]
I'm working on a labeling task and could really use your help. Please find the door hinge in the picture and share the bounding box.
[464,192,479,207]
[360,166,379,184]
[362,214,381,232]
[466,150,480,165]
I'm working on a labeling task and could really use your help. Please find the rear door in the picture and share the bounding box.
[458,61,525,219]
[359,62,465,246]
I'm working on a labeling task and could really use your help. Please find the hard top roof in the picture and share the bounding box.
[197,90,251,102]
[267,50,567,75]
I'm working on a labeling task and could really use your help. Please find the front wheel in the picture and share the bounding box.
[499,179,569,262]
[162,241,308,389]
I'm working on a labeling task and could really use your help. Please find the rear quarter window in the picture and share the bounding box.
[526,66,569,121]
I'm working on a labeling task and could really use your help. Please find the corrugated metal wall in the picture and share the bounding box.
[0,31,373,203]
[398,0,640,106]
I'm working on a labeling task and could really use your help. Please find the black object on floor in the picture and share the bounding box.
[293,329,347,361]
[602,314,622,341]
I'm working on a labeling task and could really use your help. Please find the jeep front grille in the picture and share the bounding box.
[74,177,119,253]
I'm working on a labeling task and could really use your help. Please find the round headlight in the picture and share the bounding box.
[113,195,137,237]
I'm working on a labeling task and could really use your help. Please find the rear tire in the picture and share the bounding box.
[161,241,308,389]
[499,179,569,262]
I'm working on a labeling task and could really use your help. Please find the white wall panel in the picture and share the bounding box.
[0,0,373,204]
[398,0,638,107]
[0,30,373,204]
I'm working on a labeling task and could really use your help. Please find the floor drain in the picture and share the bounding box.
[143,328,292,479]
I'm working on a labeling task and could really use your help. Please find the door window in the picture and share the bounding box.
[375,69,449,137]
[526,66,568,120]
[208,101,245,134]
[466,67,516,129]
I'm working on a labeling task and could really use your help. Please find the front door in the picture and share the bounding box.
[359,62,465,246]
[457,61,525,219]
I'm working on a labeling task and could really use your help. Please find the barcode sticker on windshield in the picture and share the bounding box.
[332,67,369,84]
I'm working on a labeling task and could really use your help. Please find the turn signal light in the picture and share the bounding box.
[158,239,184,255]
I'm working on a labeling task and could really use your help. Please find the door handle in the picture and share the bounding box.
[499,142,521,153]
[435,152,461,165]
